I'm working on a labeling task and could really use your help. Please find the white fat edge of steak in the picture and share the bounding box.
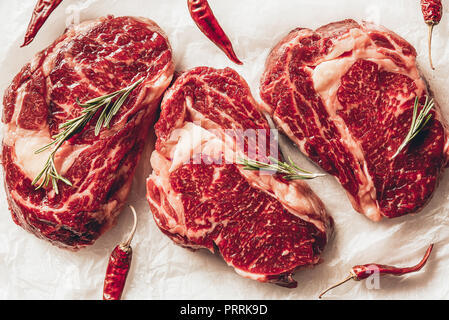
[232,269,269,282]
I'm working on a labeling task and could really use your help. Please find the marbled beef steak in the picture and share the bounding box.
[146,67,333,287]
[260,19,449,221]
[2,16,174,249]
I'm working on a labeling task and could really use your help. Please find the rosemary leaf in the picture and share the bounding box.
[392,96,434,159]
[104,78,143,129]
[32,78,143,194]
[34,139,58,154]
[95,100,112,136]
[238,156,326,180]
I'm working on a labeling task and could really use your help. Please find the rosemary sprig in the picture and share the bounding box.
[391,96,434,159]
[238,156,326,180]
[32,78,144,194]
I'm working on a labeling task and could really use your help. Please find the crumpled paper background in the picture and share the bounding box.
[0,0,448,300]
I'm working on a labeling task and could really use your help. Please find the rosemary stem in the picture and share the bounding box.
[238,156,325,180]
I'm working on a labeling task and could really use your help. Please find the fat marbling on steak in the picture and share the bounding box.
[2,16,174,249]
[260,19,449,221]
[146,67,333,287]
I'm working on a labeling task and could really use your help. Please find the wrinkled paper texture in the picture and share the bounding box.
[0,0,448,300]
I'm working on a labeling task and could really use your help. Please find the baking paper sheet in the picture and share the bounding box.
[0,0,448,300]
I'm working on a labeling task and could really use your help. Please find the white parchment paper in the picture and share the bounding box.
[0,0,448,300]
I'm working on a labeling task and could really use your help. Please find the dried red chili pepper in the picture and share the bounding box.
[319,244,434,298]
[21,0,64,47]
[102,205,138,300]
[187,0,243,65]
[421,0,443,69]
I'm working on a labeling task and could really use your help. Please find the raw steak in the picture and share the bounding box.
[146,67,333,287]
[1,16,174,250]
[260,20,449,221]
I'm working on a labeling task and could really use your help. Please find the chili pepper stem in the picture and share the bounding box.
[121,205,138,249]
[428,24,435,70]
[318,274,356,299]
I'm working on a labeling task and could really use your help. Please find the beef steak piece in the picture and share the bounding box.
[1,16,174,249]
[260,19,449,221]
[146,67,333,287]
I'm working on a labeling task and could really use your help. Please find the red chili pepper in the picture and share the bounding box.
[421,0,443,69]
[319,244,434,298]
[103,205,138,300]
[187,0,243,65]
[21,0,64,47]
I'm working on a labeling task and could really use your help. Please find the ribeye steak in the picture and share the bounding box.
[146,67,333,287]
[2,16,174,249]
[260,20,449,221]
